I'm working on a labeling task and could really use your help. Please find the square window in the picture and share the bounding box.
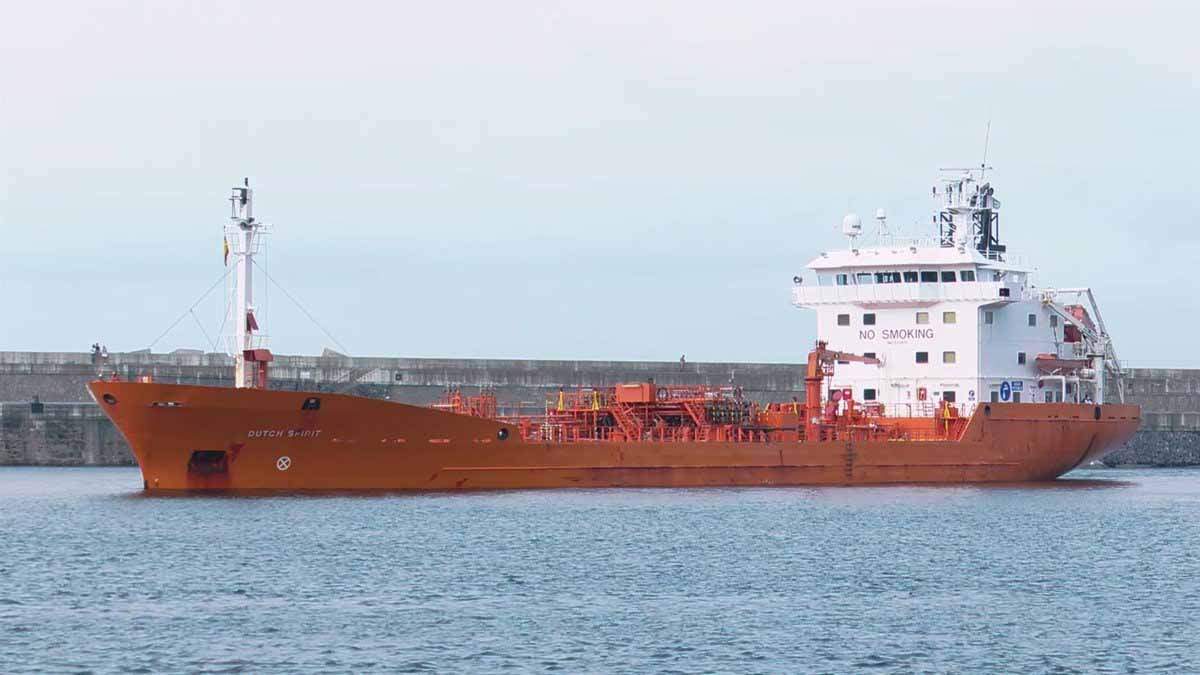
[1028,314,1037,327]
[1018,352,1027,365]
[990,391,1000,402]
[943,311,957,324]
[863,388,877,401]
[863,352,876,359]
[863,313,876,325]
[916,352,929,364]
[920,271,938,283]
[1050,315,1058,328]
[943,351,956,364]
[943,391,957,403]
[984,311,994,325]
[903,271,919,283]
[916,312,930,325]
[1013,392,1022,403]
[941,271,957,282]
[960,270,976,281]
[837,314,850,326]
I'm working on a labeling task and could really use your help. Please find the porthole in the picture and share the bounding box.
[102,394,118,405]
[497,428,510,441]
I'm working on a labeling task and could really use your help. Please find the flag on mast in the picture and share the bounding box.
[223,237,230,266]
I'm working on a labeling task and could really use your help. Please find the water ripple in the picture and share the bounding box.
[0,466,1197,673]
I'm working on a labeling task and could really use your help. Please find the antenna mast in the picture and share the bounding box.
[980,120,992,180]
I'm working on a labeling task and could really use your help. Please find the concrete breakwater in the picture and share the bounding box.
[0,351,1197,467]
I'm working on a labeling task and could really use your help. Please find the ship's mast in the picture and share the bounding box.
[226,179,272,389]
[933,167,1005,261]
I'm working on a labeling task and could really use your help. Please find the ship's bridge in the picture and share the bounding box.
[791,244,1031,308]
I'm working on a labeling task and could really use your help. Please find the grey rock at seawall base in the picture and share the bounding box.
[1101,431,1200,467]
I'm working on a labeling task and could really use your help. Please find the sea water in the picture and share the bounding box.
[0,466,1197,673]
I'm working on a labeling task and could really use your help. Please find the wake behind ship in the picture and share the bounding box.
[90,173,1140,491]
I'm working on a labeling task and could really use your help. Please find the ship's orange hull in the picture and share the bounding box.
[88,381,1141,492]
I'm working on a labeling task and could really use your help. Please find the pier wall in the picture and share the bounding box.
[0,351,1196,466]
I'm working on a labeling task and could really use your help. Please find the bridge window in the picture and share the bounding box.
[1018,352,1027,365]
[1028,313,1037,327]
[856,272,874,285]
[836,273,849,286]
[916,311,929,325]
[863,388,877,401]
[916,352,929,364]
[863,313,876,325]
[903,271,919,283]
[941,271,957,282]
[837,314,850,326]
[920,271,938,283]
[960,270,976,281]
[875,271,901,284]
[943,311,957,324]
[943,351,957,364]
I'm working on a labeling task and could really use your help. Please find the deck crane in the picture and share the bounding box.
[804,341,882,440]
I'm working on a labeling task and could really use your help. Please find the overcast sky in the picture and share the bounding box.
[1,1,1197,366]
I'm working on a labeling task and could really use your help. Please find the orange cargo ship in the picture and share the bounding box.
[91,175,1140,492]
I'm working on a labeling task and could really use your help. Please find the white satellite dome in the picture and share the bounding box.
[842,212,863,236]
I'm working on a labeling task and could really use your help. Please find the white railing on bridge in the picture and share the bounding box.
[792,281,1024,306]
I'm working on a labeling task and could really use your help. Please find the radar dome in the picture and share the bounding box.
[842,212,863,236]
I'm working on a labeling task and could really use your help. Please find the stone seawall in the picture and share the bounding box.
[0,402,129,465]
[0,351,1197,466]
[0,350,803,404]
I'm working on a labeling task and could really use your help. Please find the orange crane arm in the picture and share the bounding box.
[805,340,882,378]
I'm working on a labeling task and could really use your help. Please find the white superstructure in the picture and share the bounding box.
[792,169,1123,415]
